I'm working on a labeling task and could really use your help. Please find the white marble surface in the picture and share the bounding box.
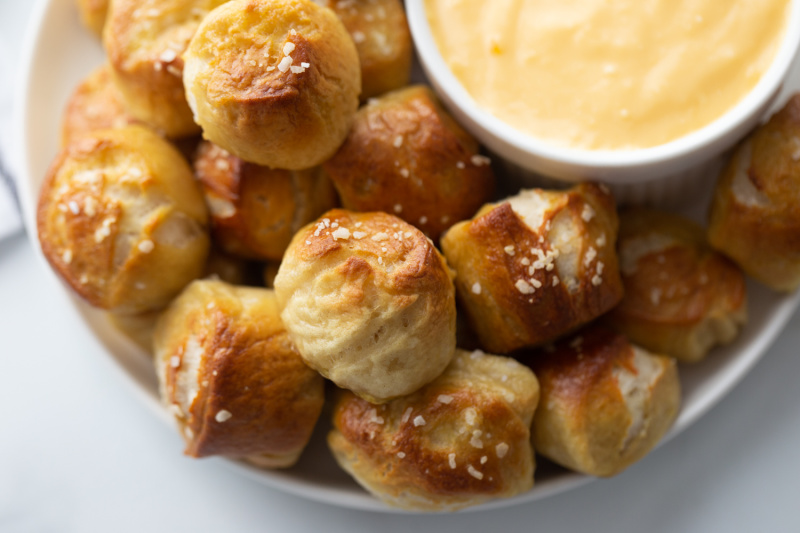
[3,3,800,532]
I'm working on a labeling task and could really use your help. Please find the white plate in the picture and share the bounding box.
[15,0,800,513]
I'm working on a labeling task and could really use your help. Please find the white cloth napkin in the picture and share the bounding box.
[0,38,23,242]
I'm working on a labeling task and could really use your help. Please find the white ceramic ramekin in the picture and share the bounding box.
[406,1,800,205]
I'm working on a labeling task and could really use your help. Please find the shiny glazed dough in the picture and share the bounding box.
[328,349,539,511]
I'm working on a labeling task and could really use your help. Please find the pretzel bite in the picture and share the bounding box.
[315,0,412,100]
[520,326,680,478]
[328,349,539,511]
[194,141,339,261]
[440,183,623,354]
[183,0,361,169]
[274,209,457,403]
[324,86,495,241]
[708,94,800,292]
[154,280,325,466]
[37,125,210,314]
[62,65,138,146]
[104,0,228,138]
[77,0,109,37]
[608,209,747,363]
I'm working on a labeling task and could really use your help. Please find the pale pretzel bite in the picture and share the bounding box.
[37,125,210,314]
[708,94,800,292]
[608,209,747,363]
[314,0,412,100]
[183,0,361,169]
[193,140,339,261]
[77,0,110,37]
[274,209,457,404]
[328,349,539,512]
[519,326,681,478]
[324,86,496,241]
[154,280,325,467]
[104,0,230,138]
[440,183,623,354]
[62,65,138,146]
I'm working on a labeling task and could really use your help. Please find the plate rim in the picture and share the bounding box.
[13,0,800,514]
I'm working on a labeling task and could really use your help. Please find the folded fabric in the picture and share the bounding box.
[0,37,23,241]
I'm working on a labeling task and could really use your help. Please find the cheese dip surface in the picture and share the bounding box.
[425,0,790,150]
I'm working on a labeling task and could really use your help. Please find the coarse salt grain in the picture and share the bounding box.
[393,135,403,147]
[399,168,410,178]
[401,407,413,424]
[283,42,295,55]
[353,231,367,239]
[471,282,482,295]
[448,453,457,469]
[456,161,465,169]
[584,246,597,266]
[651,288,662,305]
[170,356,180,368]
[515,279,535,294]
[352,30,366,43]
[470,430,484,449]
[467,465,484,480]
[437,394,454,404]
[160,49,177,62]
[394,204,403,213]
[396,452,406,459]
[464,407,477,426]
[582,204,595,222]
[419,216,428,224]
[591,274,603,286]
[480,456,488,464]
[62,249,73,264]
[504,245,516,256]
[290,65,306,74]
[215,410,232,423]
[138,239,155,253]
[372,232,389,241]
[471,155,491,166]
[277,56,293,72]
[368,408,384,425]
[496,442,509,458]
[413,415,426,427]
[68,201,80,215]
[331,227,351,240]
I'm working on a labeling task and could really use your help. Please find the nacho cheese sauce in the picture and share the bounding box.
[425,0,790,150]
